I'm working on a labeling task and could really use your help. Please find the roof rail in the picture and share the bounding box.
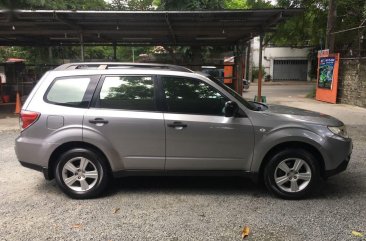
[53,62,193,72]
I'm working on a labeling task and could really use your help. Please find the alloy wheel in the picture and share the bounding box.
[61,157,99,192]
[274,158,312,193]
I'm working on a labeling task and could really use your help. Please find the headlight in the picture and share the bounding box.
[328,125,348,138]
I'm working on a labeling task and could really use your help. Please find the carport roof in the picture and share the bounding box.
[0,9,303,46]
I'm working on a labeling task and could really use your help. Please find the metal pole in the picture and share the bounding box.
[234,45,239,93]
[113,43,117,60]
[132,47,135,62]
[80,33,84,61]
[48,47,53,64]
[237,44,244,95]
[245,41,251,80]
[257,34,263,102]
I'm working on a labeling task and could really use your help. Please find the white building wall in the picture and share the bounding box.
[251,37,312,81]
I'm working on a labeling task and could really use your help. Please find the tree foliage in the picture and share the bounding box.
[107,0,155,10]
[156,0,224,10]
[268,0,327,47]
[0,0,106,10]
[334,0,366,54]
[270,0,366,55]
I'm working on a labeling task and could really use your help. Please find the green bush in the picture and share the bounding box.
[252,67,266,80]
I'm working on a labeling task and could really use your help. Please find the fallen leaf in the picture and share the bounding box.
[113,208,120,214]
[72,224,82,229]
[351,230,364,237]
[241,226,250,240]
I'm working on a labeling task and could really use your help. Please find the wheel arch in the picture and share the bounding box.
[257,141,325,182]
[47,141,112,180]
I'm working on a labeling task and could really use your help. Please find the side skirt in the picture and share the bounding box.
[112,170,258,182]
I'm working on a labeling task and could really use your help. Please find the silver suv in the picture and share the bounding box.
[15,63,352,199]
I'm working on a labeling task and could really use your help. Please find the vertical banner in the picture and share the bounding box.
[223,65,233,84]
[224,56,234,84]
[315,52,340,104]
[318,57,335,89]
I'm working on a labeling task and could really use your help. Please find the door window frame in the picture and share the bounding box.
[158,75,246,117]
[90,75,160,112]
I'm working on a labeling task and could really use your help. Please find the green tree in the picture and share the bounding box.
[271,0,366,56]
[334,0,366,55]
[156,0,224,10]
[268,0,327,47]
[107,0,155,10]
[0,0,106,10]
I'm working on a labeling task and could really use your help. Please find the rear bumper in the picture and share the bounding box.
[19,161,52,180]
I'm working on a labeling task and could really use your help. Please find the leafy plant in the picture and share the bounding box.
[252,67,266,80]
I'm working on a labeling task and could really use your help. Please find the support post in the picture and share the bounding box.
[257,34,264,101]
[245,41,251,81]
[235,43,244,95]
[113,43,117,60]
[80,33,84,61]
[233,45,239,93]
[48,47,53,64]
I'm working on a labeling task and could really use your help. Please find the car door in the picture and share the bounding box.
[83,75,165,171]
[161,76,255,171]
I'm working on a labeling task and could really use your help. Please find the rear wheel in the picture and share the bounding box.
[55,148,109,199]
[264,148,320,199]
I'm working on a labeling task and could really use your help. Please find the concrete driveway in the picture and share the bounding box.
[0,84,365,240]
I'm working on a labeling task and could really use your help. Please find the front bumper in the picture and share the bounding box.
[322,136,352,178]
[324,154,351,178]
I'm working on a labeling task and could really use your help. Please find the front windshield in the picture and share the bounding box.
[207,76,256,111]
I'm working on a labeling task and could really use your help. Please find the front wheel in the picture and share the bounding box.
[264,148,320,199]
[55,148,109,199]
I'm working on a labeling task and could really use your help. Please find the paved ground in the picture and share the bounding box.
[0,84,366,241]
[0,113,19,131]
[244,81,315,102]
[244,83,366,126]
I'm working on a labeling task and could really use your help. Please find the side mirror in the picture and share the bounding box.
[224,101,239,117]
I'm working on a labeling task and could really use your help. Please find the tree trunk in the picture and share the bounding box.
[326,0,337,53]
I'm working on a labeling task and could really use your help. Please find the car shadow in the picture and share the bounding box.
[106,176,268,198]
[35,172,364,200]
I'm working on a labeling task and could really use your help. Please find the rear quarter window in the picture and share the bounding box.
[45,76,92,107]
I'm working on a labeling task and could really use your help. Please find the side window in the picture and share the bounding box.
[162,76,229,116]
[46,77,91,107]
[97,76,155,111]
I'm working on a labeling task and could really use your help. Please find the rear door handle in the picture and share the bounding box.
[89,118,109,125]
[167,121,187,130]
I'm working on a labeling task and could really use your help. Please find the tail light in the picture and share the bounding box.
[20,111,40,130]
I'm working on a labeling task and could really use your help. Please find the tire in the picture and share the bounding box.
[55,148,109,199]
[263,148,320,199]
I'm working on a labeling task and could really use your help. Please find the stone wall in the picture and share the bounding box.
[338,58,366,108]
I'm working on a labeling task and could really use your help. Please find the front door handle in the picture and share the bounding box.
[89,118,109,125]
[167,121,187,130]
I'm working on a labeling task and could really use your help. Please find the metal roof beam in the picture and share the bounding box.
[54,13,82,31]
[0,9,302,47]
